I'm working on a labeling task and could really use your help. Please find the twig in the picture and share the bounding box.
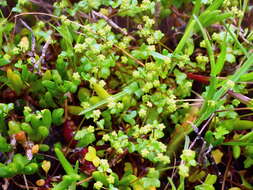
[13,12,58,20]
[92,10,130,37]
[34,39,50,74]
[11,179,38,190]
[20,19,36,65]
[20,19,35,52]
[221,151,232,190]
[114,44,144,66]
[189,113,214,149]
[76,176,93,185]
[23,174,29,190]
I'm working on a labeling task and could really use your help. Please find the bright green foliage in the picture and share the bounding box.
[0,0,252,189]
[0,135,11,152]
[74,126,96,147]
[0,154,38,177]
[195,174,217,190]
[141,168,160,188]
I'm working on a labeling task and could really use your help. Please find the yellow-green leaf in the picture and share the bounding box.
[7,68,24,95]
[211,149,223,164]
[41,160,51,174]
[85,146,100,167]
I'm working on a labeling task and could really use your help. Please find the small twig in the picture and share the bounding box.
[11,178,38,190]
[13,12,58,20]
[114,44,144,66]
[34,40,50,74]
[92,10,131,37]
[189,113,214,149]
[221,151,232,190]
[23,174,29,190]
[76,176,93,185]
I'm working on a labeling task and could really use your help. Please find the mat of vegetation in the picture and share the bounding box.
[1,0,253,189]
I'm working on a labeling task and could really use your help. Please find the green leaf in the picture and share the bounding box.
[55,147,75,175]
[76,132,95,147]
[92,171,109,186]
[123,111,137,125]
[0,135,11,152]
[52,108,64,125]
[85,146,100,167]
[119,174,137,186]
[41,109,52,128]
[142,177,160,188]
[214,33,227,75]
[0,57,9,67]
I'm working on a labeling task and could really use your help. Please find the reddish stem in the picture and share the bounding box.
[186,73,210,84]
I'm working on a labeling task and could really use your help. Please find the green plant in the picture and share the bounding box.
[0,0,253,189]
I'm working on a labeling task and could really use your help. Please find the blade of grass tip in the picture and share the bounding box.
[55,147,75,175]
[173,20,196,55]
[238,0,249,32]
[192,0,201,16]
[199,10,220,27]
[206,0,224,11]
[193,15,215,74]
[202,12,233,28]
[239,72,253,82]
[223,22,249,57]
[214,32,227,75]
[79,82,138,115]
[173,0,201,55]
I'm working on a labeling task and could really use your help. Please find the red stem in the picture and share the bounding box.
[186,73,210,84]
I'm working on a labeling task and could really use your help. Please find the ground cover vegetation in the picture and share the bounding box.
[1,0,253,189]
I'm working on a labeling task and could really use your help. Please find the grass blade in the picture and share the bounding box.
[214,32,227,75]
